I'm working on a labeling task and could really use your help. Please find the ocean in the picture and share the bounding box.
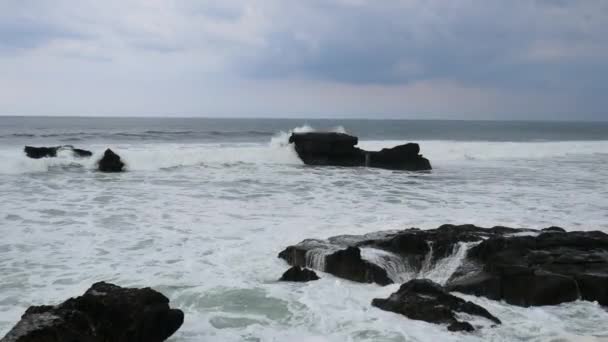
[1,116,607,341]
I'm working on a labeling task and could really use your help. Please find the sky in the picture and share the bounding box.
[0,0,606,120]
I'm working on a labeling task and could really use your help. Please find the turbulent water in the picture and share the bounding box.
[1,117,608,341]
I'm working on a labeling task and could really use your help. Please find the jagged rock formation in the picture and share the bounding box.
[288,132,432,171]
[1,282,183,342]
[24,145,93,159]
[279,266,320,282]
[97,149,125,172]
[447,229,608,306]
[372,279,501,332]
[278,224,608,307]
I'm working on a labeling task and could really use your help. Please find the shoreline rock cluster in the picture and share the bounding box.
[278,224,608,330]
[1,282,183,342]
[289,132,432,171]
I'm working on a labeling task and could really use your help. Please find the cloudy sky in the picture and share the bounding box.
[0,0,606,120]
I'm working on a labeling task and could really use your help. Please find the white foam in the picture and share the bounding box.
[1,127,608,341]
[360,248,415,283]
[357,140,608,162]
[420,242,478,285]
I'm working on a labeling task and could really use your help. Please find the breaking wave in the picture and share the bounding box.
[1,125,607,174]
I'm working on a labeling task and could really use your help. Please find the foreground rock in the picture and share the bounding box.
[372,279,501,331]
[1,282,183,342]
[288,132,431,171]
[279,266,320,282]
[98,149,125,172]
[24,145,93,159]
[279,224,608,306]
[447,229,608,306]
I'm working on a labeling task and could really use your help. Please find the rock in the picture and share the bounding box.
[24,146,58,159]
[367,143,432,170]
[279,266,320,282]
[24,145,93,159]
[1,281,184,342]
[279,243,392,285]
[288,132,432,171]
[98,149,125,172]
[279,224,608,307]
[447,230,608,306]
[372,279,500,331]
[278,224,534,285]
[71,147,93,158]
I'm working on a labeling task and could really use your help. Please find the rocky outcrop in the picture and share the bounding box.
[1,282,183,342]
[288,132,431,171]
[24,145,92,159]
[278,224,533,285]
[97,149,125,172]
[446,230,608,306]
[279,266,320,282]
[372,279,501,331]
[278,224,608,307]
[278,242,393,285]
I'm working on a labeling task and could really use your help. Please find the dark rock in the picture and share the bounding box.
[372,279,500,331]
[447,230,608,306]
[24,145,93,159]
[279,224,608,307]
[279,266,320,282]
[288,132,432,171]
[71,148,93,158]
[98,149,125,172]
[367,143,432,170]
[1,281,183,342]
[279,241,393,285]
[325,247,393,285]
[24,146,58,159]
[278,224,535,286]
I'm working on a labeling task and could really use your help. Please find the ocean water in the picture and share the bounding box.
[1,117,608,341]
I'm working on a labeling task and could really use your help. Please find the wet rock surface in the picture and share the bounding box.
[372,279,501,331]
[279,266,320,282]
[97,148,125,172]
[447,230,608,306]
[279,224,608,306]
[1,282,184,342]
[288,132,432,171]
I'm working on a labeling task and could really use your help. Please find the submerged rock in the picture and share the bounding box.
[24,145,92,159]
[1,281,184,342]
[372,279,500,331]
[288,132,431,171]
[279,266,320,282]
[98,148,125,172]
[279,224,608,307]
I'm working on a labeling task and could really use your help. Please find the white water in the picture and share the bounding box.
[420,242,478,285]
[1,126,608,341]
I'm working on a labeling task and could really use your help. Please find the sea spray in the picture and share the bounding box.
[419,242,479,285]
[360,248,416,283]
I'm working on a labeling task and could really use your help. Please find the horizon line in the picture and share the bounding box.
[0,114,606,123]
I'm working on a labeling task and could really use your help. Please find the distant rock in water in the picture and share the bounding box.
[372,279,501,332]
[24,145,92,159]
[98,148,125,172]
[288,132,431,171]
[279,266,320,282]
[1,281,184,342]
[279,224,608,307]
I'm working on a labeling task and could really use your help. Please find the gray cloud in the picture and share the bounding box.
[0,0,606,119]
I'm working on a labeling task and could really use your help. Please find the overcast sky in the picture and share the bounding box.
[0,0,606,120]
